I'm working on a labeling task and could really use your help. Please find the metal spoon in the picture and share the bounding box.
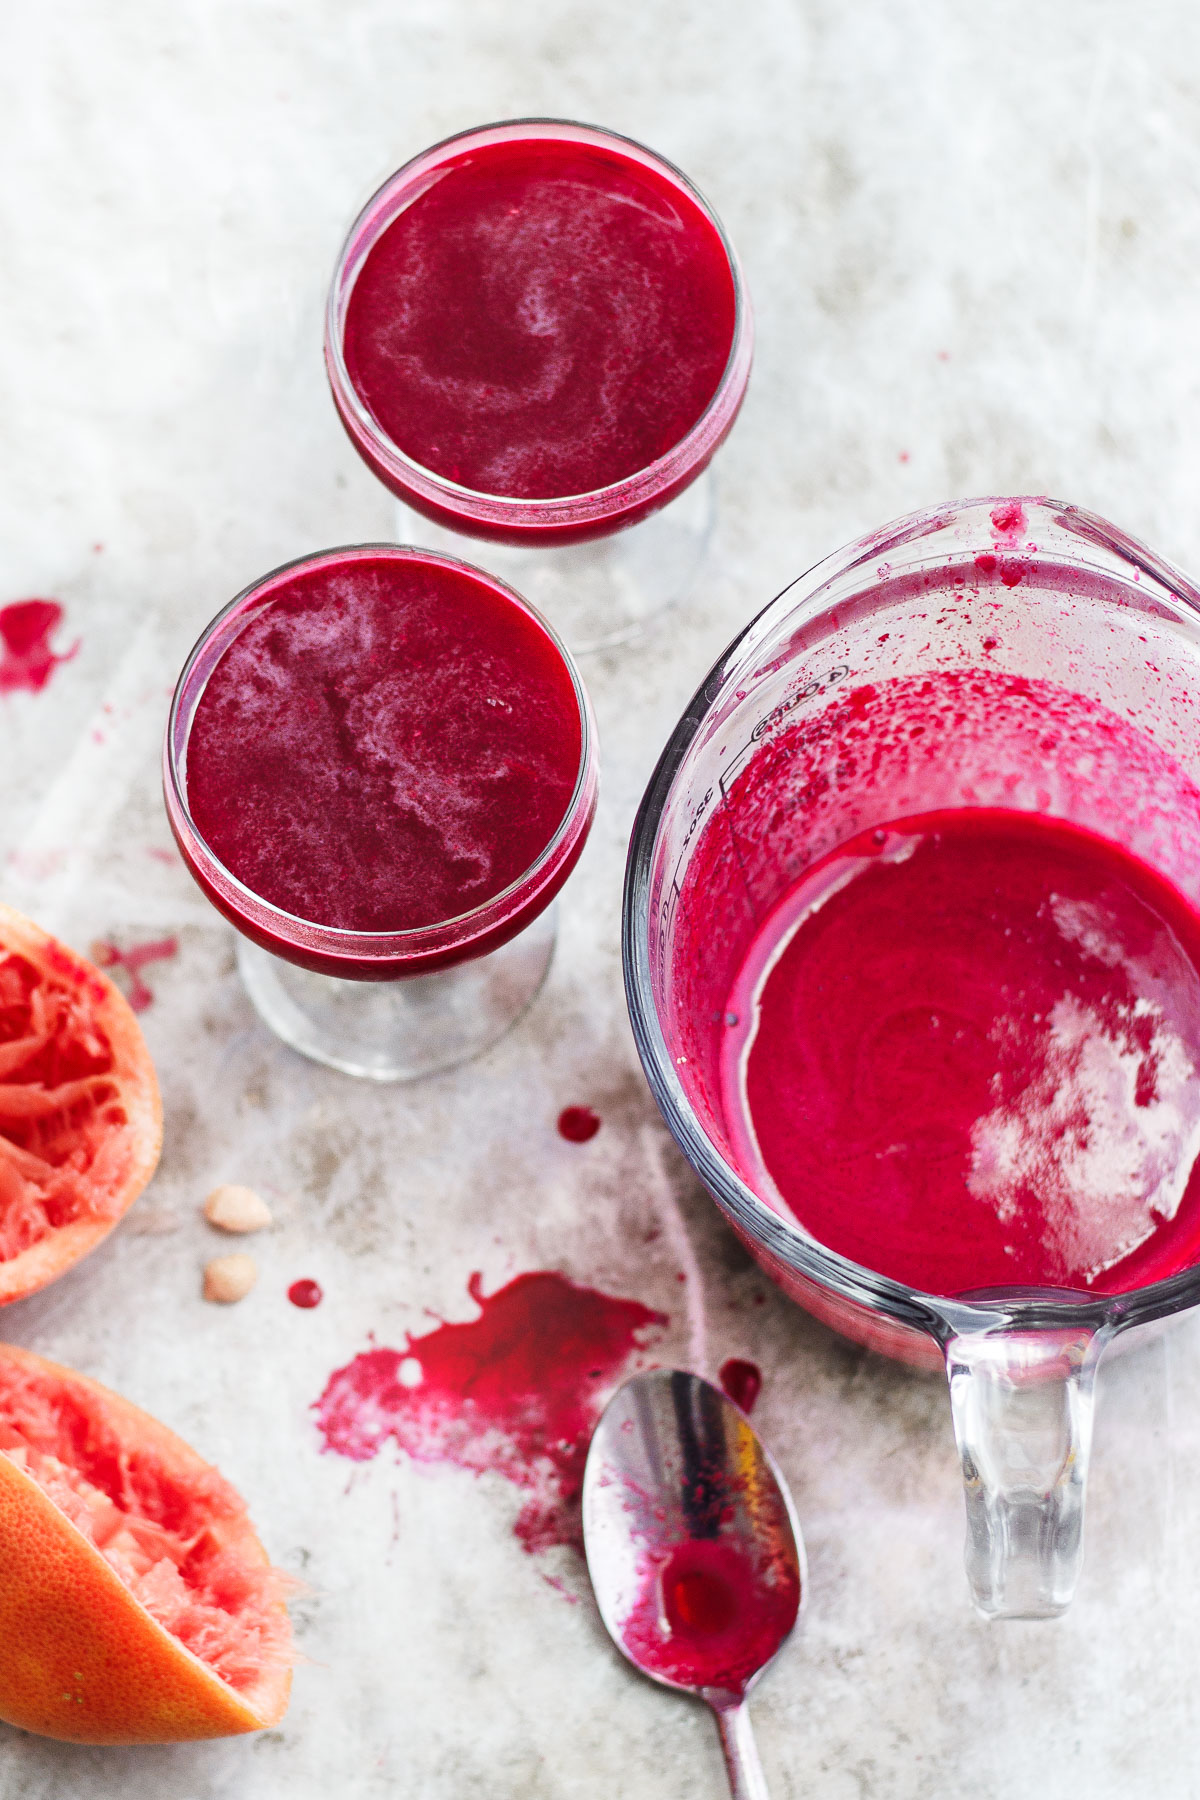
[583,1368,805,1800]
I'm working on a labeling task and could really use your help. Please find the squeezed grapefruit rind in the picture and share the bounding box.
[0,1344,291,1743]
[0,904,162,1304]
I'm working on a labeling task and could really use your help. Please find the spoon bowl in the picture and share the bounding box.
[583,1368,804,1798]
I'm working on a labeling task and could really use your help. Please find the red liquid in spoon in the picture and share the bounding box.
[720,809,1200,1296]
[184,552,584,935]
[342,135,737,501]
[620,1537,799,1693]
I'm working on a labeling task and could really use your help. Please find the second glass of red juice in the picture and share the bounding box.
[165,544,597,1080]
[624,496,1200,1619]
[325,119,752,654]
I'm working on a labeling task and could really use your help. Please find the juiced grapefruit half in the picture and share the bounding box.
[0,1342,292,1741]
[0,903,162,1304]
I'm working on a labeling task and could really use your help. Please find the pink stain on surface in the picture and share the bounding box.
[0,601,78,695]
[314,1270,667,1553]
[90,936,178,1012]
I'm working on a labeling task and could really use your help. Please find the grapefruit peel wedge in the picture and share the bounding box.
[0,903,162,1304]
[0,1342,292,1742]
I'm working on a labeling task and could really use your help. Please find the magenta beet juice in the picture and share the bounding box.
[325,121,752,546]
[165,547,597,980]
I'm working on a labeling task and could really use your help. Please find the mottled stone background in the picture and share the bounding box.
[3,2,1200,1795]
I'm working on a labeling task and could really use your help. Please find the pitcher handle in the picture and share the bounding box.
[944,1321,1111,1619]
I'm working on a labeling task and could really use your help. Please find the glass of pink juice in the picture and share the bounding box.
[624,496,1200,1618]
[325,119,752,653]
[165,544,597,1080]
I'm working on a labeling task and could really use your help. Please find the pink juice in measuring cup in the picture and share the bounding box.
[667,644,1200,1304]
[719,805,1200,1296]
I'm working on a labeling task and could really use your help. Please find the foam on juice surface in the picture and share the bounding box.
[342,139,737,499]
[185,556,582,932]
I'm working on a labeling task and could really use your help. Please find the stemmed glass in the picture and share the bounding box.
[324,118,753,654]
[165,544,597,1081]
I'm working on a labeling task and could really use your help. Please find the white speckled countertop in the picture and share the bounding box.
[4,3,1200,1794]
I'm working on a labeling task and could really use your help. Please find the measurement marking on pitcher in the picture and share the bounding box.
[716,666,852,799]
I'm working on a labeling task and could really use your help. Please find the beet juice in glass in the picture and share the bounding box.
[165,545,597,1080]
[325,119,753,653]
[625,497,1200,1618]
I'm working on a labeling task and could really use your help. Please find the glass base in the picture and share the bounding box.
[236,904,557,1081]
[393,470,714,655]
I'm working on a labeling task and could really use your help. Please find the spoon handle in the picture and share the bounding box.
[712,1700,770,1800]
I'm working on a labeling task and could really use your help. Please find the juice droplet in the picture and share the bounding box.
[718,1357,762,1414]
[289,1278,323,1309]
[557,1105,600,1143]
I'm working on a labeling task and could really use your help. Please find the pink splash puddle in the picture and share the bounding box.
[314,1270,666,1552]
[0,600,78,694]
[91,936,179,1011]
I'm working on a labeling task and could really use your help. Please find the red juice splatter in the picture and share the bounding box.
[90,936,178,1012]
[0,601,78,695]
[619,1537,799,1694]
[289,1279,323,1309]
[343,136,736,500]
[990,500,1027,538]
[718,1357,762,1415]
[558,1105,601,1142]
[313,1270,666,1553]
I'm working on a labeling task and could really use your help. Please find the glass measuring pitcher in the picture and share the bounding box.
[624,496,1200,1619]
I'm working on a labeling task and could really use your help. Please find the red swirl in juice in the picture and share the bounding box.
[327,123,751,544]
[167,547,596,979]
